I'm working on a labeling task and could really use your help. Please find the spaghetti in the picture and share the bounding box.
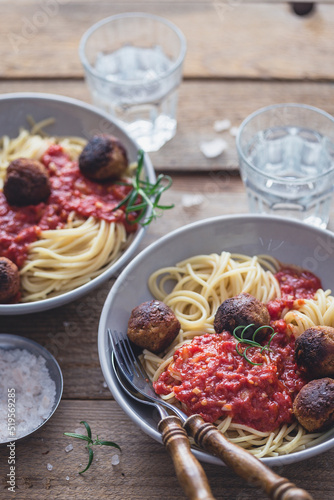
[142,252,334,457]
[0,126,136,302]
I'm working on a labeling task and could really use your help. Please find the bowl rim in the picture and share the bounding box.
[98,213,334,466]
[0,333,63,445]
[0,91,155,315]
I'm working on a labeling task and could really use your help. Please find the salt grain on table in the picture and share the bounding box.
[65,444,73,453]
[199,138,228,158]
[47,463,53,471]
[181,194,204,208]
[230,126,239,136]
[213,119,231,132]
[111,454,120,466]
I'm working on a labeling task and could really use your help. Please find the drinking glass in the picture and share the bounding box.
[236,103,334,228]
[79,12,187,152]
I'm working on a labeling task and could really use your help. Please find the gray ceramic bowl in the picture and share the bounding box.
[0,333,63,445]
[98,214,334,467]
[0,92,155,315]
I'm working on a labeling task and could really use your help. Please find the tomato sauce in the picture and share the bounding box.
[154,331,306,432]
[267,266,322,333]
[0,144,137,268]
[275,267,321,299]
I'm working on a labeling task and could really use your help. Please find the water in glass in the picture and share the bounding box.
[91,46,178,151]
[242,125,334,228]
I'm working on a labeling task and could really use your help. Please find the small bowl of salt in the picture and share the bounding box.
[0,334,63,444]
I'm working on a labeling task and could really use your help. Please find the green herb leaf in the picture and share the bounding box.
[80,420,92,440]
[113,149,174,226]
[232,324,276,366]
[79,446,94,474]
[95,440,121,450]
[63,432,92,444]
[64,421,121,475]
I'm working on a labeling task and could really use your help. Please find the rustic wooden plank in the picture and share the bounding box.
[0,400,332,499]
[1,2,334,79]
[0,79,334,171]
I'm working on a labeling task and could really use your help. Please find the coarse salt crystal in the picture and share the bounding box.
[182,194,204,208]
[213,119,231,132]
[200,139,228,158]
[102,381,108,388]
[47,463,53,471]
[0,349,56,443]
[230,126,239,137]
[66,476,70,481]
[111,454,120,466]
[65,444,73,453]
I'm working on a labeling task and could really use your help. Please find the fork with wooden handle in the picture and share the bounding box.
[109,329,313,500]
[111,352,215,500]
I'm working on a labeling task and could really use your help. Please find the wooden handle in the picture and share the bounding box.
[158,415,215,500]
[184,415,313,500]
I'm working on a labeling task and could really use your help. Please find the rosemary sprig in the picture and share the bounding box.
[64,420,121,474]
[232,324,277,366]
[113,149,174,226]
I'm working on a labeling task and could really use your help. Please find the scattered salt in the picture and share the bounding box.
[47,463,53,471]
[65,444,73,453]
[0,348,56,443]
[182,194,204,208]
[66,476,70,481]
[213,119,231,132]
[200,138,228,158]
[230,126,239,137]
[111,454,120,466]
[102,381,108,388]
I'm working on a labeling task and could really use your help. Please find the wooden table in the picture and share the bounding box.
[1,1,334,498]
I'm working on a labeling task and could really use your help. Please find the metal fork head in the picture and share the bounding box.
[108,328,186,421]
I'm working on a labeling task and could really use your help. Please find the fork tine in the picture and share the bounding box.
[108,328,131,378]
[123,336,147,379]
[115,330,140,378]
[108,328,143,380]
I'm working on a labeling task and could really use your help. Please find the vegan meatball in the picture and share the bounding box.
[78,135,128,181]
[3,158,51,206]
[214,293,271,341]
[127,300,181,354]
[0,257,20,302]
[295,326,334,378]
[293,377,334,432]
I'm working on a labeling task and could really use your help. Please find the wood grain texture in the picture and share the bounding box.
[0,79,334,171]
[0,400,333,500]
[1,2,334,79]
